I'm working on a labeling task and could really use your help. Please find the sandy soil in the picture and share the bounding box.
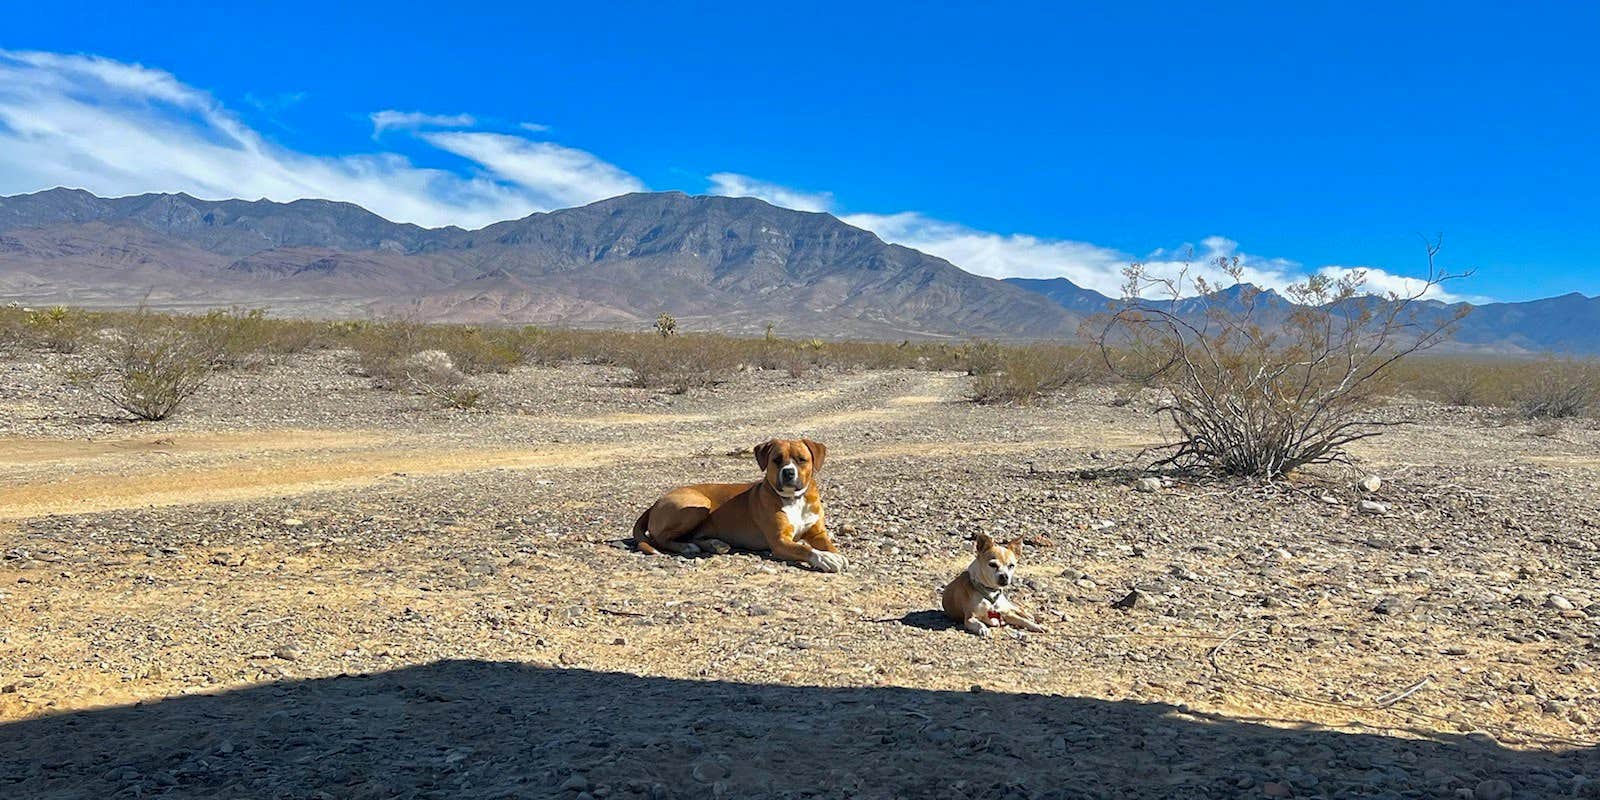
[1,350,1598,799]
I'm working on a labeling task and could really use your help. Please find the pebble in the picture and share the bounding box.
[1113,589,1154,611]
[1546,594,1575,611]
[1473,779,1513,800]
[1134,477,1163,493]
[1373,596,1411,616]
[1357,475,1382,494]
[1358,500,1389,515]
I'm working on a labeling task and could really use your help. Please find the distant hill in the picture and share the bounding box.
[1004,277,1600,355]
[0,189,1080,339]
[1,187,1595,352]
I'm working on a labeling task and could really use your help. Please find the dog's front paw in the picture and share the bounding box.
[808,550,849,573]
[966,620,992,638]
[677,542,703,556]
[699,538,731,555]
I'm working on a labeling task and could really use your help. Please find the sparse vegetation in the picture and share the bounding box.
[969,344,1094,405]
[1515,356,1600,419]
[1098,245,1468,477]
[70,308,218,421]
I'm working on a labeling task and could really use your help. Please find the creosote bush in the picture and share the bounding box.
[1098,244,1467,478]
[1515,357,1599,419]
[969,344,1094,405]
[71,309,217,421]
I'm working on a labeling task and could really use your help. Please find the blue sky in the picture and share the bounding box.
[3,1,1598,302]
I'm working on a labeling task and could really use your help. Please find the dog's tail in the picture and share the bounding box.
[631,508,660,554]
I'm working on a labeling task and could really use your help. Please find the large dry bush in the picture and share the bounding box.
[1515,356,1599,419]
[71,309,217,421]
[1099,246,1466,477]
[970,344,1094,405]
[615,335,741,392]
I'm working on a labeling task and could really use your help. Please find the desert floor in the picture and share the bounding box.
[2,351,1598,799]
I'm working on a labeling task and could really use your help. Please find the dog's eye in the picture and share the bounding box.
[988,560,999,568]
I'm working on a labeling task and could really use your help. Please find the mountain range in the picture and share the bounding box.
[1,188,1596,353]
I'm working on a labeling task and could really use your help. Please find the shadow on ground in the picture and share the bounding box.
[1,660,1592,799]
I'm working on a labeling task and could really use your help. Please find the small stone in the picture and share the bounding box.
[1357,475,1382,494]
[1113,590,1154,611]
[1473,779,1512,800]
[691,760,729,783]
[1358,500,1389,515]
[274,645,304,661]
[1261,781,1294,798]
[1134,477,1163,493]
[1546,594,1575,611]
[1372,596,1411,616]
[281,518,305,528]
[560,774,590,792]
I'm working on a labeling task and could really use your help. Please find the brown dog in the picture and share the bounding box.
[942,533,1045,636]
[631,438,847,572]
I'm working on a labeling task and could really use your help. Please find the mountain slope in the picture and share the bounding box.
[0,189,1080,338]
[1004,276,1600,355]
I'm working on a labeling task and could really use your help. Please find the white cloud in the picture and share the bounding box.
[519,121,552,133]
[711,172,1478,301]
[369,109,477,136]
[0,50,642,229]
[707,172,834,213]
[422,132,645,210]
[1316,266,1480,304]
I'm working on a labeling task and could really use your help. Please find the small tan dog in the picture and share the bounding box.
[941,533,1046,637]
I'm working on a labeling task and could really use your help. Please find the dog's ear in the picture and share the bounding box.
[753,440,776,471]
[1004,536,1025,556]
[973,532,995,552]
[802,439,827,472]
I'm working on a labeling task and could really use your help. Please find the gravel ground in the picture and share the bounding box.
[2,349,1598,799]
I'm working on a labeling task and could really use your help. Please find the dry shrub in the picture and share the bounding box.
[187,307,322,369]
[962,339,1006,376]
[1515,357,1599,419]
[24,306,89,353]
[71,309,216,421]
[399,350,483,409]
[970,344,1093,405]
[1099,245,1466,477]
[616,335,740,392]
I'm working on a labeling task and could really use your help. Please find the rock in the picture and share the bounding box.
[560,774,590,792]
[691,760,729,783]
[1373,596,1411,616]
[273,644,305,661]
[1358,500,1389,515]
[1134,477,1163,493]
[1546,594,1575,611]
[1473,779,1513,800]
[1261,781,1294,797]
[281,518,305,528]
[1113,590,1154,611]
[1357,475,1382,494]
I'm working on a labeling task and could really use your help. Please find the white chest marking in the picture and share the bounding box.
[781,496,821,534]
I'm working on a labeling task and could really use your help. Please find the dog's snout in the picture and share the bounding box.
[780,464,798,480]
[996,573,1011,586]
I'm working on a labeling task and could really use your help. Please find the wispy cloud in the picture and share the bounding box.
[706,171,1477,302]
[369,109,478,136]
[421,132,646,211]
[519,121,552,133]
[708,172,834,213]
[0,50,642,229]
